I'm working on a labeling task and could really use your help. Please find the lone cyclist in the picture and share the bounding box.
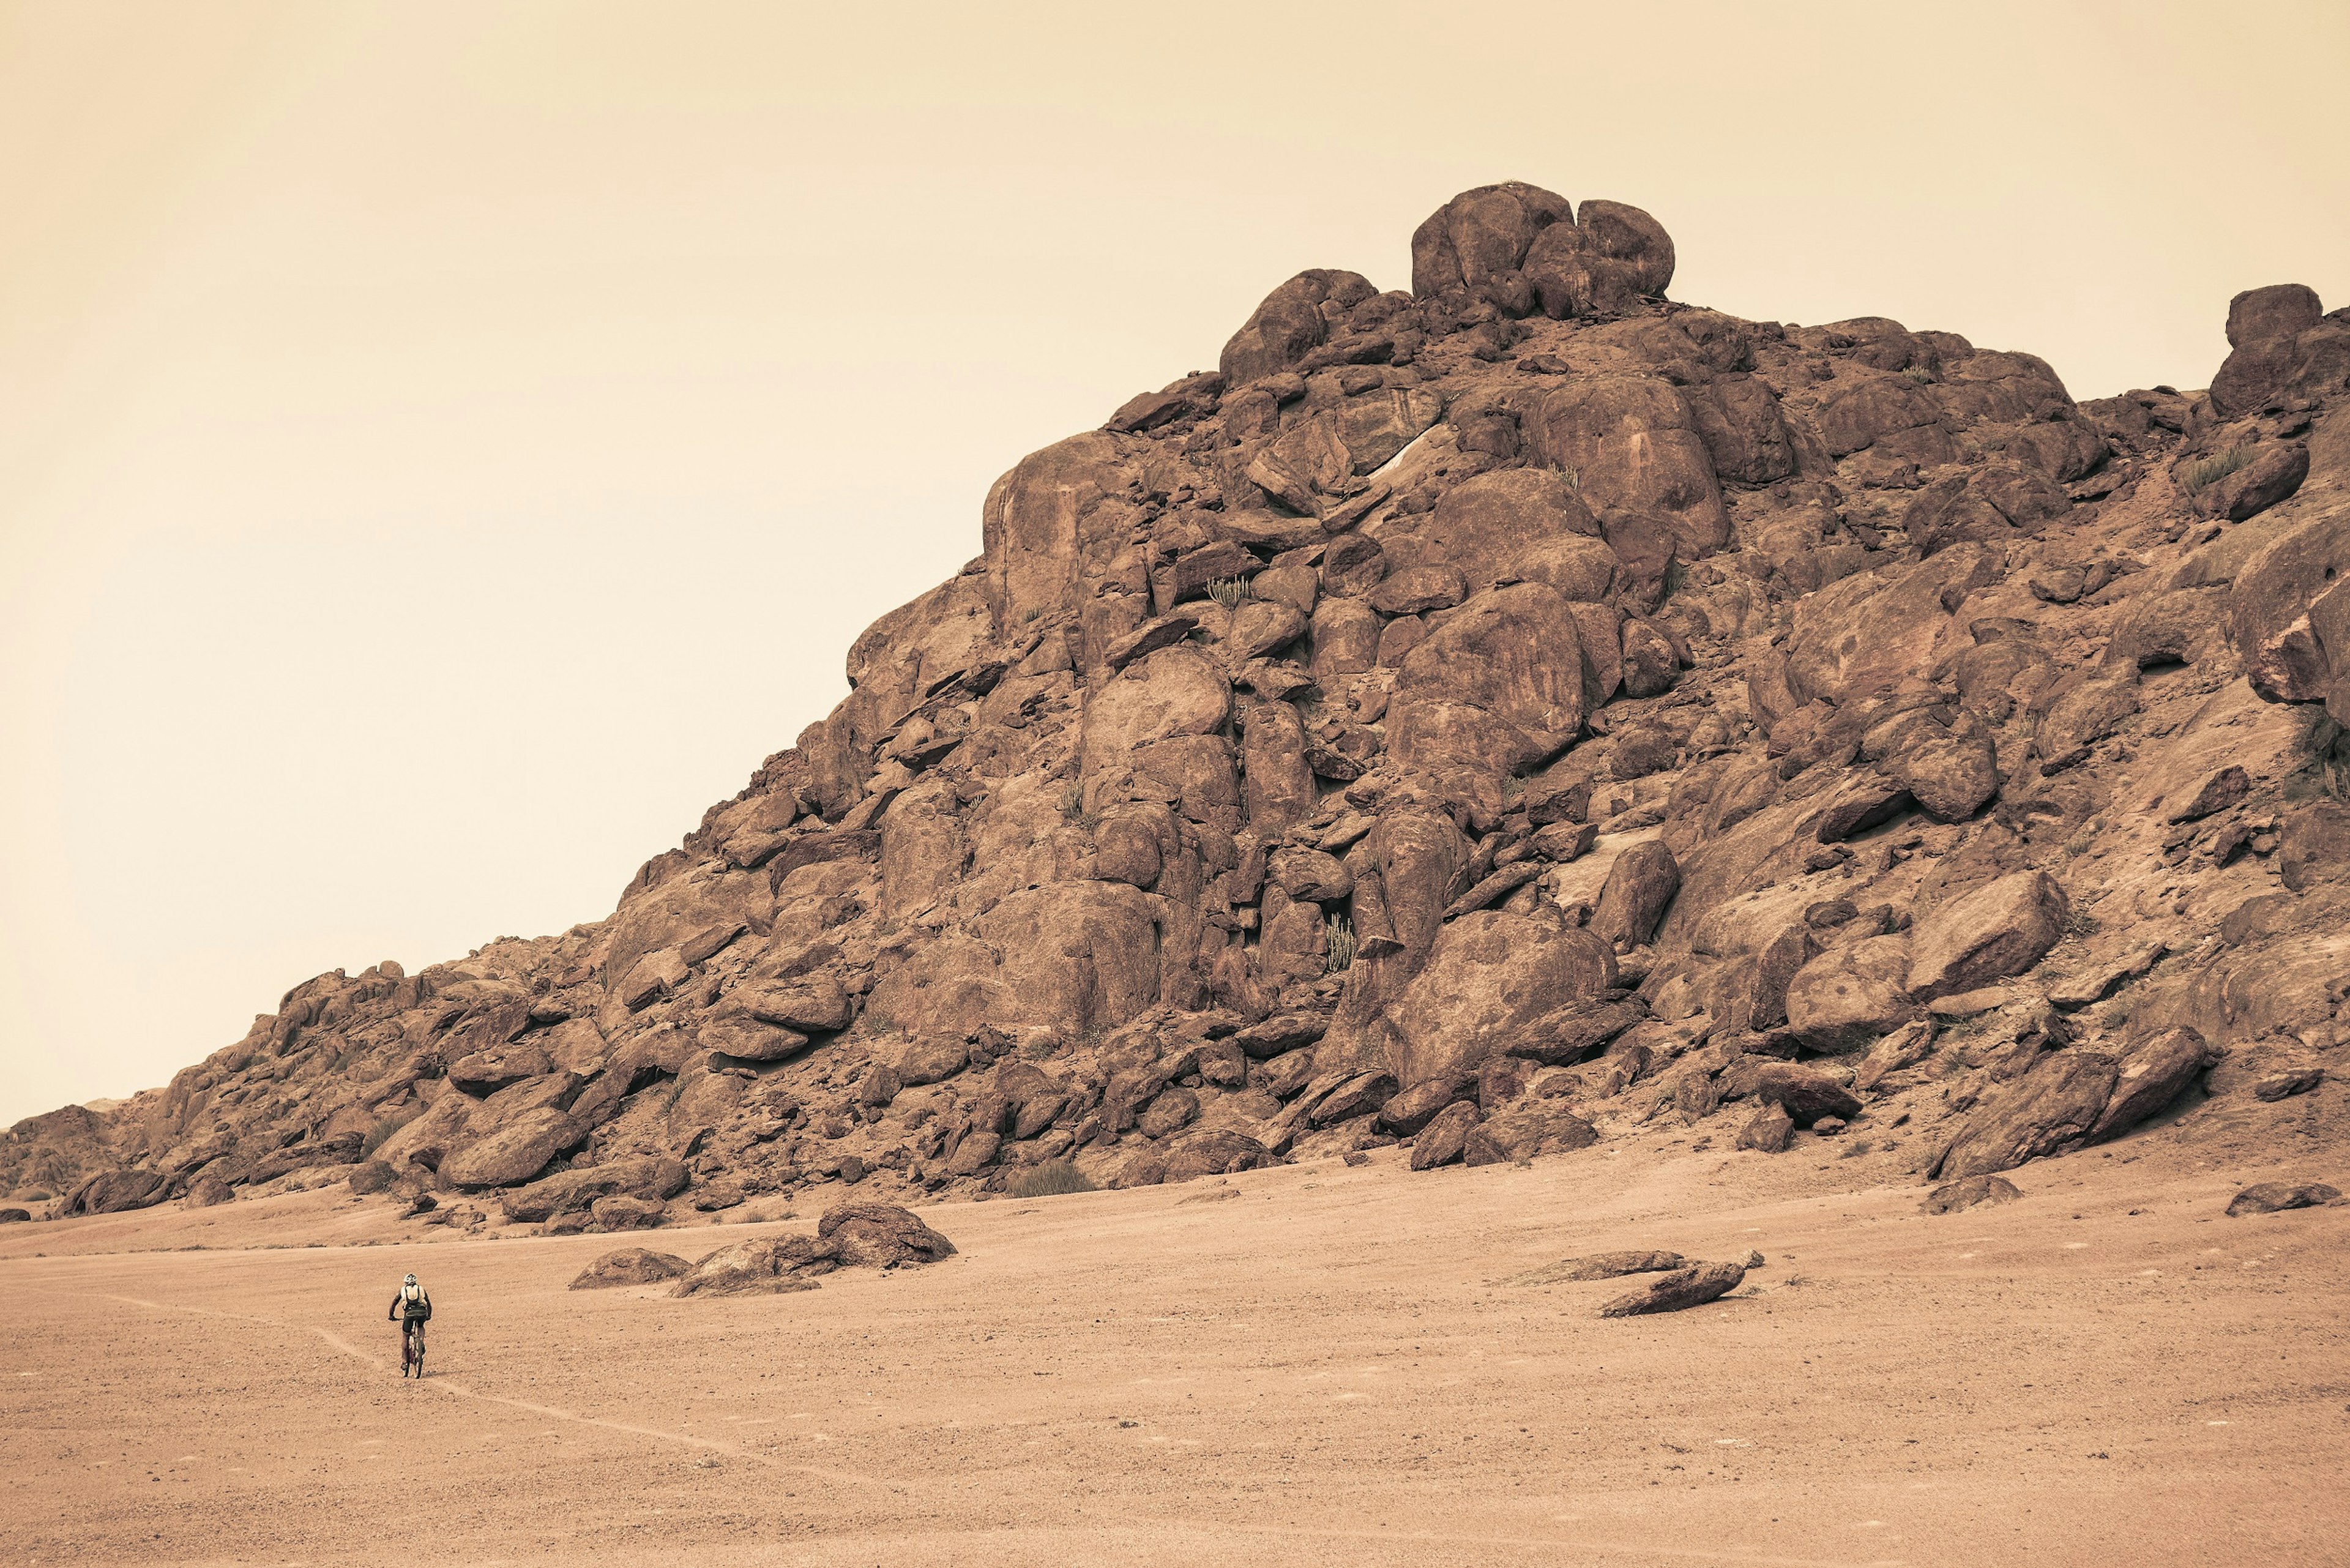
[387,1272,433,1377]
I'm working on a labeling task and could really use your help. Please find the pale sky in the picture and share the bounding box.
[3,1,2345,1125]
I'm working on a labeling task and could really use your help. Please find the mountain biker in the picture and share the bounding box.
[388,1272,433,1375]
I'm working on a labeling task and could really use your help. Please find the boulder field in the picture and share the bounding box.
[7,182,2346,1230]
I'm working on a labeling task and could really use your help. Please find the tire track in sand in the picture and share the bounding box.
[79,1291,871,1482]
[64,1293,1906,1565]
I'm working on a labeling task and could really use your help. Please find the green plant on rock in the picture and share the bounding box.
[1324,913,1357,973]
[1006,1158,1097,1198]
[2182,446,2254,496]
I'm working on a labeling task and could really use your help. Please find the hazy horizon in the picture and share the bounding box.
[4,0,2346,1124]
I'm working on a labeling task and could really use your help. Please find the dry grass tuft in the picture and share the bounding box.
[1324,914,1357,973]
[1005,1159,1097,1198]
[2181,446,2254,495]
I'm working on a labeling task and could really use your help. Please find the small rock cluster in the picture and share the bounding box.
[6,182,2348,1226]
[568,1203,955,1293]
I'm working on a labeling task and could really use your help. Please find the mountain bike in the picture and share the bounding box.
[401,1320,427,1378]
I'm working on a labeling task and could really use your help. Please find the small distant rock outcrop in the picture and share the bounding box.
[5,180,2347,1228]
[1920,1174,2024,1214]
[570,1246,692,1289]
[2225,1181,2340,1217]
[668,1203,955,1297]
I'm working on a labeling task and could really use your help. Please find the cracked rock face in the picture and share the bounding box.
[11,182,2350,1222]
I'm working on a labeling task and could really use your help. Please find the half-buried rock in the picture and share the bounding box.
[570,1247,691,1290]
[671,1203,957,1297]
[1512,1250,1686,1285]
[1920,1174,2023,1215]
[2225,1182,2341,1217]
[671,1236,833,1296]
[815,1201,960,1267]
[1597,1259,1748,1317]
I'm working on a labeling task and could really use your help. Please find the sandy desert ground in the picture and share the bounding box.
[4,1115,2346,1568]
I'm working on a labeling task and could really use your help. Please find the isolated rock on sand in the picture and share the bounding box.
[0,1207,30,1222]
[1598,1260,1747,1317]
[2225,1182,2341,1217]
[1920,1174,2023,1215]
[1512,1250,1687,1285]
[671,1237,832,1297]
[671,1204,953,1294]
[570,1247,692,1290]
[815,1202,957,1267]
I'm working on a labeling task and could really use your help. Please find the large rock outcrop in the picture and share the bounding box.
[10,185,2348,1223]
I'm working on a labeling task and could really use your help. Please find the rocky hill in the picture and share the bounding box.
[8,181,2345,1233]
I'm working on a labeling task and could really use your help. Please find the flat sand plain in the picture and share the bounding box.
[4,1124,2345,1567]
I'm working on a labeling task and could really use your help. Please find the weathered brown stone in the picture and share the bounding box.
[570,1247,690,1289]
[1597,1260,1745,1317]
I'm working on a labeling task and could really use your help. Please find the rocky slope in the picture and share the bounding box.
[8,182,2346,1232]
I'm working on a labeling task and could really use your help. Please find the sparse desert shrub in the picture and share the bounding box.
[2182,446,2254,496]
[1059,782,1086,821]
[1324,914,1357,973]
[1006,1159,1097,1198]
[360,1110,418,1159]
[1205,577,1248,610]
[1938,1012,1994,1042]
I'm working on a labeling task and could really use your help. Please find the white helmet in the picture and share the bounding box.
[403,1273,417,1286]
